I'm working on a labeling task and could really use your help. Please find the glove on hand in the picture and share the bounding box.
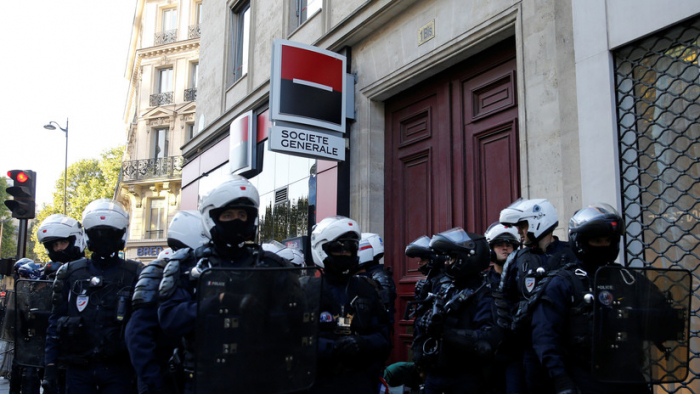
[41,364,58,394]
[553,373,579,394]
[332,335,364,358]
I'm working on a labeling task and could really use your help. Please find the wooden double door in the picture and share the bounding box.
[384,38,520,362]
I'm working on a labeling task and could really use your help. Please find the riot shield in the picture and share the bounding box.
[14,280,53,367]
[196,266,320,394]
[592,266,691,383]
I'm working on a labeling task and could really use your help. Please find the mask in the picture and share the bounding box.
[323,255,359,281]
[86,228,124,261]
[210,219,253,253]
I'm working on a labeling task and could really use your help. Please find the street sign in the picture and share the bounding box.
[269,124,345,161]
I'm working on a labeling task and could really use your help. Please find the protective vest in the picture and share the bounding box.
[53,258,141,364]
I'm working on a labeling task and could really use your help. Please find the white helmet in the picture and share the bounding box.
[311,216,361,277]
[82,199,130,259]
[499,198,558,245]
[199,176,259,251]
[484,222,520,248]
[262,240,305,267]
[168,210,209,251]
[357,238,374,266]
[157,248,173,260]
[362,233,384,261]
[37,214,86,263]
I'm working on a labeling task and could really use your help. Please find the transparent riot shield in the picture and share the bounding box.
[196,266,320,394]
[14,280,53,367]
[592,266,691,383]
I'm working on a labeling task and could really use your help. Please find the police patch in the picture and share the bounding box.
[525,277,536,293]
[320,311,333,323]
[76,295,89,312]
[598,290,613,306]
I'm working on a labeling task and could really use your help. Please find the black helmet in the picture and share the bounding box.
[569,203,624,265]
[429,228,489,280]
[406,235,445,275]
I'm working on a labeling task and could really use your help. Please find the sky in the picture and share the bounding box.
[0,1,138,209]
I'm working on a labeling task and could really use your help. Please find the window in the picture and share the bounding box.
[293,0,321,30]
[158,68,173,94]
[232,2,250,82]
[190,2,202,39]
[187,123,195,140]
[148,198,166,239]
[153,128,167,159]
[195,2,203,25]
[162,8,177,32]
[190,63,198,89]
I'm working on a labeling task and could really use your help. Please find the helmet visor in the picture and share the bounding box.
[322,234,359,256]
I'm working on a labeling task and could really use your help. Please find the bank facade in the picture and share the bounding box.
[180,0,700,384]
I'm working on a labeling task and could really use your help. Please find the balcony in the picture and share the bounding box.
[122,156,183,182]
[184,88,197,102]
[150,92,173,107]
[188,24,201,39]
[155,29,178,45]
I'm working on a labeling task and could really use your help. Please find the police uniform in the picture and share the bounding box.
[45,256,142,394]
[412,274,499,394]
[531,263,652,394]
[305,273,391,394]
[125,251,190,394]
[358,263,397,326]
[158,245,297,394]
[497,237,576,393]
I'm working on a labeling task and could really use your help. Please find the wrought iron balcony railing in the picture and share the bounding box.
[188,24,201,39]
[184,88,197,102]
[150,92,173,107]
[155,29,178,45]
[122,156,183,182]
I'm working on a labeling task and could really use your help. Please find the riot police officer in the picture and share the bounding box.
[531,204,654,394]
[484,222,520,289]
[405,235,445,312]
[306,216,391,393]
[158,176,300,394]
[356,233,397,327]
[126,210,208,394]
[37,214,87,279]
[411,228,500,394]
[496,198,577,393]
[43,199,142,394]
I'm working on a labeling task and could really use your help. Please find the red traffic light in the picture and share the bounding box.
[7,170,29,183]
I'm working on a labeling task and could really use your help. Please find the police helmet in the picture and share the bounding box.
[569,203,625,265]
[18,261,42,280]
[311,216,361,278]
[429,228,489,280]
[499,198,558,246]
[157,248,173,260]
[362,233,384,261]
[168,210,209,251]
[82,199,129,259]
[405,235,444,275]
[14,258,33,275]
[37,214,86,263]
[357,238,374,269]
[262,241,305,267]
[199,176,259,252]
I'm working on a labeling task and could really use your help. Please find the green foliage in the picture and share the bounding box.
[0,177,17,258]
[258,197,309,243]
[31,146,124,262]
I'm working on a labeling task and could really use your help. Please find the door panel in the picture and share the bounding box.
[385,38,518,363]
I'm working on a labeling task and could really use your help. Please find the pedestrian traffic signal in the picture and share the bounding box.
[5,170,36,219]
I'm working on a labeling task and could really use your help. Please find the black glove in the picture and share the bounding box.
[41,364,58,394]
[491,289,513,330]
[417,312,444,337]
[332,335,364,358]
[553,373,579,394]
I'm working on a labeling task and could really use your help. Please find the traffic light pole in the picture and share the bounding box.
[16,219,27,258]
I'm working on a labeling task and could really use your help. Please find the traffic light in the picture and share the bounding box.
[5,170,36,219]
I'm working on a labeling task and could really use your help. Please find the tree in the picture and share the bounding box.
[31,146,124,262]
[0,177,17,258]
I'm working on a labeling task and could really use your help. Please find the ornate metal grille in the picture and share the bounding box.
[615,16,700,393]
[188,24,201,39]
[155,29,178,45]
[121,156,183,182]
[150,92,173,107]
[184,88,197,102]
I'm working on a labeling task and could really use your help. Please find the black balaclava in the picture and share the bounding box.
[322,233,360,282]
[209,203,257,259]
[86,228,125,264]
[45,236,83,263]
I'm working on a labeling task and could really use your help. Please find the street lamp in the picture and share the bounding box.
[43,118,69,215]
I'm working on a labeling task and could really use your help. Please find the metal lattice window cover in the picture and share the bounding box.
[615,16,700,392]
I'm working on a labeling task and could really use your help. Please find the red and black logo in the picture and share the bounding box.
[279,45,343,126]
